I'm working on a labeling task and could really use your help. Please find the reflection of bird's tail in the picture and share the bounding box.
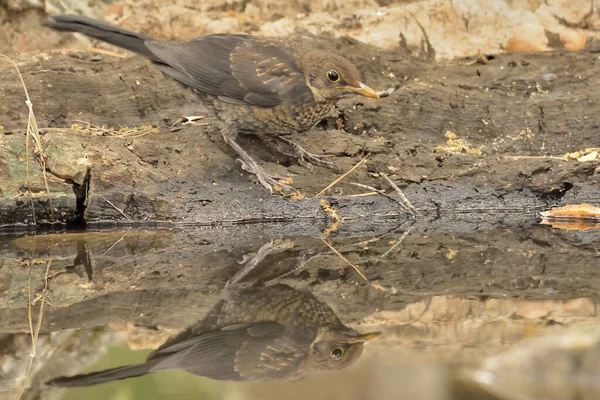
[43,15,159,61]
[47,359,160,387]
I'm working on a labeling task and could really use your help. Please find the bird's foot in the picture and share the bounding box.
[222,131,300,196]
[274,137,341,173]
[238,159,299,196]
[226,239,295,287]
[296,148,341,172]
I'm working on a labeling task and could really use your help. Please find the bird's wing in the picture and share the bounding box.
[148,322,311,381]
[233,324,313,380]
[145,34,315,107]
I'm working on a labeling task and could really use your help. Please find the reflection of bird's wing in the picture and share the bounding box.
[234,327,312,380]
[149,322,312,381]
[145,35,315,107]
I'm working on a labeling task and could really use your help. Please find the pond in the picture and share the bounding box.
[1,214,599,400]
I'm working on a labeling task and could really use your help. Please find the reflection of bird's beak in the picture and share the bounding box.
[341,331,382,344]
[345,82,380,99]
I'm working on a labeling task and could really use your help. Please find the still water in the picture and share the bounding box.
[1,218,599,400]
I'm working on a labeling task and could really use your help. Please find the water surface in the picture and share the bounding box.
[2,218,599,400]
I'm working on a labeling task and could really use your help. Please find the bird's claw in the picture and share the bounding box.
[238,160,299,196]
[297,151,341,172]
[274,137,341,173]
[227,239,295,287]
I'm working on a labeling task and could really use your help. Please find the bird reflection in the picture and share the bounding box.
[48,251,380,387]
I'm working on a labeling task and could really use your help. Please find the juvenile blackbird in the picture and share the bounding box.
[43,15,381,193]
[47,284,380,387]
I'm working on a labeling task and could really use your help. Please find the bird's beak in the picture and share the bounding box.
[345,82,380,99]
[341,331,382,344]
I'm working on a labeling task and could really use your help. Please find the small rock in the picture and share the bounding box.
[541,73,556,82]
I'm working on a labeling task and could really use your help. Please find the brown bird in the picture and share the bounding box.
[43,15,381,194]
[47,284,380,387]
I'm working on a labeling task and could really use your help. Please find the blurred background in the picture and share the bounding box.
[1,0,599,58]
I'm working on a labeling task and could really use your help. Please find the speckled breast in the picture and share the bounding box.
[214,100,334,136]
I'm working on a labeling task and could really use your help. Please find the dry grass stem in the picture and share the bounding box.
[315,156,368,197]
[71,120,159,138]
[503,155,563,160]
[349,182,384,193]
[346,191,379,197]
[355,236,384,247]
[101,196,131,220]
[228,239,294,286]
[349,181,415,215]
[379,173,418,215]
[268,253,328,283]
[86,47,128,58]
[505,148,600,162]
[14,257,52,400]
[320,238,370,284]
[1,53,51,225]
[381,225,414,258]
[101,233,127,256]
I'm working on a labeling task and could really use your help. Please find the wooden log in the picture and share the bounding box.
[1,37,599,226]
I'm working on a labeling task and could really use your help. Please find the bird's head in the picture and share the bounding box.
[302,52,380,102]
[306,326,381,371]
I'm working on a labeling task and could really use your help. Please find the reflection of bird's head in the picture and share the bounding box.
[307,326,381,370]
[303,52,380,102]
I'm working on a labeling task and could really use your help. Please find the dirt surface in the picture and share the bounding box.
[1,40,599,226]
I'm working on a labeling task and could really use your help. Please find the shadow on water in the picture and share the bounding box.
[1,216,600,400]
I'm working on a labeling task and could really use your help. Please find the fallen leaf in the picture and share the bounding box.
[446,248,458,259]
[540,203,600,219]
[540,221,600,231]
[563,148,600,161]
[540,203,600,230]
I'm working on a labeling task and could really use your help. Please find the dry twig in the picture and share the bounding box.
[350,180,416,215]
[315,156,368,197]
[379,172,418,215]
[381,225,415,258]
[321,238,370,283]
[14,257,52,400]
[100,196,131,220]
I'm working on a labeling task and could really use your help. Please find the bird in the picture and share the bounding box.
[43,15,382,194]
[47,283,381,387]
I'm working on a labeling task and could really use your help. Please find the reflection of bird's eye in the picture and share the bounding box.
[330,347,344,359]
[327,70,340,82]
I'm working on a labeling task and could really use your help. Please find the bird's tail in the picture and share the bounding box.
[43,15,159,61]
[46,360,160,388]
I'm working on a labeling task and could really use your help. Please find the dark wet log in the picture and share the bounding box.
[1,38,599,226]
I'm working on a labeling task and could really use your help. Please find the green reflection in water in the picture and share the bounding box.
[61,345,220,400]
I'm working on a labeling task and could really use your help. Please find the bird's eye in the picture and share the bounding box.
[327,70,340,82]
[330,347,344,359]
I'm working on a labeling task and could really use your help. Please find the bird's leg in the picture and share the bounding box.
[221,129,299,195]
[272,136,341,173]
[226,239,295,287]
